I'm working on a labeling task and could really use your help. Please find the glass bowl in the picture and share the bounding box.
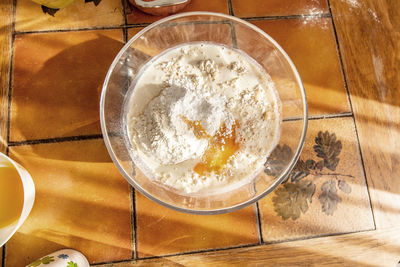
[100,12,308,214]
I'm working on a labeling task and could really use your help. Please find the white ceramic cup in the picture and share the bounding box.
[0,152,35,247]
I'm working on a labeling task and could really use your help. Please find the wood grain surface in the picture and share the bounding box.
[95,227,400,267]
[330,0,400,229]
[0,0,13,154]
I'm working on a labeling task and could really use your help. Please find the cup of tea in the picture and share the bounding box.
[0,152,35,247]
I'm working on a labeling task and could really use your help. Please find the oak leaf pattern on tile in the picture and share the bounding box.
[313,131,342,171]
[272,180,316,220]
[318,179,342,215]
[264,144,293,177]
[267,131,354,220]
[338,179,352,194]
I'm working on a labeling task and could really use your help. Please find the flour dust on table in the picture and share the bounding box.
[124,43,281,194]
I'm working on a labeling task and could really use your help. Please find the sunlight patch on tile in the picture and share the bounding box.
[135,190,259,257]
[6,139,133,266]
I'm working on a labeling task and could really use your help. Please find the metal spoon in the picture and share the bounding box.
[130,0,191,16]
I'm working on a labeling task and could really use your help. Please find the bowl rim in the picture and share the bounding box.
[100,11,308,215]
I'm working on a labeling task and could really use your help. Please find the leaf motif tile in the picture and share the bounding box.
[258,117,374,242]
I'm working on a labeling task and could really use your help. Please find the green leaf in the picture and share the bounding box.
[264,144,293,179]
[313,131,342,171]
[28,259,42,267]
[67,261,78,267]
[318,180,342,215]
[338,180,351,194]
[273,180,316,220]
[29,256,55,266]
[41,256,55,264]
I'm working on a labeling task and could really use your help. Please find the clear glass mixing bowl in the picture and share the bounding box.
[100,12,308,214]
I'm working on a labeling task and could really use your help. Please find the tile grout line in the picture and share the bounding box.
[326,1,353,117]
[122,0,128,26]
[254,202,264,244]
[123,27,128,43]
[91,228,375,265]
[8,134,103,147]
[282,112,353,122]
[308,112,353,120]
[129,186,137,260]
[14,25,124,35]
[229,21,238,48]
[121,0,128,43]
[12,13,335,36]
[327,0,377,230]
[250,175,263,244]
[227,0,234,16]
[242,13,331,21]
[6,0,17,151]
[131,188,138,259]
[3,0,17,264]
[13,24,150,36]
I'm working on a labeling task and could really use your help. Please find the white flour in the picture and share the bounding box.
[133,83,230,165]
[126,43,281,194]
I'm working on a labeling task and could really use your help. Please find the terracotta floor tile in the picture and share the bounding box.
[126,0,228,24]
[127,27,144,40]
[10,29,124,142]
[135,190,259,257]
[15,0,124,32]
[232,0,328,17]
[5,139,132,266]
[258,117,374,242]
[246,18,350,115]
[127,23,232,57]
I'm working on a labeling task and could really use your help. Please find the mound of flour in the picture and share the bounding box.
[134,81,233,165]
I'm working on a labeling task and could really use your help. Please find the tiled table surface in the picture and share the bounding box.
[1,0,399,266]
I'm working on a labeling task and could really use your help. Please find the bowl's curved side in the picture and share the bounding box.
[100,11,308,214]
